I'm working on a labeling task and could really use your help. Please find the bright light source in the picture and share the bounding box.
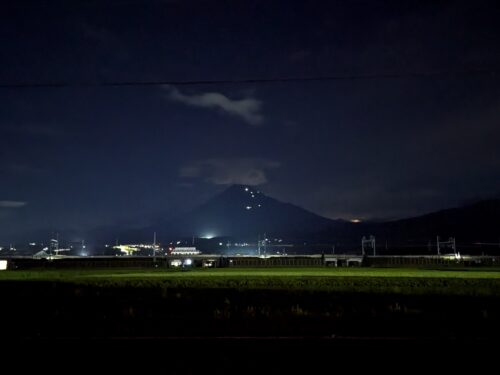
[244,187,249,191]
[171,259,182,267]
[0,260,7,271]
[350,219,361,223]
[184,258,192,266]
[202,234,215,239]
[246,206,252,210]
[219,242,223,246]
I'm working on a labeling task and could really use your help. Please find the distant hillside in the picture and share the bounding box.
[153,184,341,239]
[378,199,500,242]
[85,190,500,248]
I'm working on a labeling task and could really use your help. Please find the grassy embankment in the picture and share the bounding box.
[2,267,500,296]
[2,267,500,339]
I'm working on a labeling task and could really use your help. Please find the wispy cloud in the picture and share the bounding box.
[0,162,45,176]
[289,49,311,62]
[164,86,264,126]
[2,124,62,137]
[0,201,27,208]
[81,22,118,45]
[180,158,280,186]
[176,182,195,189]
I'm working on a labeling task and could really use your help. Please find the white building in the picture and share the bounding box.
[170,247,200,255]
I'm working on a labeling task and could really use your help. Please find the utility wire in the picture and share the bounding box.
[0,67,498,90]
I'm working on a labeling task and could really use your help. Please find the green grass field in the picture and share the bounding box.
[2,267,500,296]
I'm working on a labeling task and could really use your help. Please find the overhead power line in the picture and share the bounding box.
[0,67,498,90]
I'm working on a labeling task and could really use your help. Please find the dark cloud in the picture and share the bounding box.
[81,22,119,45]
[3,124,62,138]
[289,49,311,62]
[0,201,27,208]
[180,158,280,186]
[0,162,45,177]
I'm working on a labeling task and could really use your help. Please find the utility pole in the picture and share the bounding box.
[437,236,456,255]
[361,236,376,256]
[263,233,267,255]
[153,231,157,264]
[257,234,261,256]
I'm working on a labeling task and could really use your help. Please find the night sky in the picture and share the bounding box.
[1,0,500,242]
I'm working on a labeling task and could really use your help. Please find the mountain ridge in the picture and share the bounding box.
[10,186,500,247]
[149,184,341,239]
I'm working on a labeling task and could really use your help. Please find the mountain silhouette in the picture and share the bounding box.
[83,187,500,249]
[153,184,340,239]
[379,199,500,243]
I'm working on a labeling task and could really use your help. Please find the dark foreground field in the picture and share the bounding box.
[1,267,500,340]
[2,267,500,369]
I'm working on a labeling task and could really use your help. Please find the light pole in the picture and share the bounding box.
[153,231,157,265]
